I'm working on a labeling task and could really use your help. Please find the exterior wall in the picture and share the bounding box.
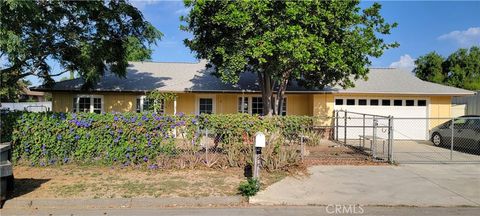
[286,94,312,116]
[216,94,237,114]
[103,93,137,113]
[311,94,335,126]
[51,92,454,129]
[429,96,452,129]
[52,92,73,112]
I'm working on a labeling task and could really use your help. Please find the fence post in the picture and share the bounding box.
[372,116,377,160]
[300,134,305,161]
[335,111,339,141]
[388,116,394,163]
[205,128,209,165]
[362,114,366,148]
[344,110,347,145]
[451,117,454,161]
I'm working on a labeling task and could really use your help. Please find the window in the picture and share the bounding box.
[252,97,263,115]
[405,100,414,106]
[418,100,427,106]
[394,100,403,106]
[382,99,391,106]
[136,96,163,113]
[346,99,355,106]
[199,98,213,114]
[238,97,249,113]
[93,98,102,114]
[370,99,379,106]
[358,99,367,106]
[335,99,344,105]
[73,95,103,113]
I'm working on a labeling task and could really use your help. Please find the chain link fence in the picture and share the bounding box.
[392,116,480,163]
[331,111,480,163]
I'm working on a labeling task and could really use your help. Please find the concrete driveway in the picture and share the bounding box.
[250,164,480,207]
[393,140,480,163]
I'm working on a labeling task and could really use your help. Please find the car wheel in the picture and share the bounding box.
[432,133,443,146]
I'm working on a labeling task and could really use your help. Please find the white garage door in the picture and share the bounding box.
[334,98,429,140]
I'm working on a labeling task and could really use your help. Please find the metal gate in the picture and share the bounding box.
[334,110,394,162]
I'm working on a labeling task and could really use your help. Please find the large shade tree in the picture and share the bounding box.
[414,46,480,91]
[182,0,398,115]
[0,0,162,95]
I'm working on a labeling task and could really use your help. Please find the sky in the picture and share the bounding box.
[17,0,480,86]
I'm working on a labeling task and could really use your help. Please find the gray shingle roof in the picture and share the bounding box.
[32,61,474,96]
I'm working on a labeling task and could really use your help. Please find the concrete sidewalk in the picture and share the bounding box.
[250,164,480,207]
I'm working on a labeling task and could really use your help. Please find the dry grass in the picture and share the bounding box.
[11,165,288,199]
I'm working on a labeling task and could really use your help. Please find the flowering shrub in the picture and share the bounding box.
[3,111,312,170]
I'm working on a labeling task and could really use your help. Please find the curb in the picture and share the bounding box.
[2,196,244,209]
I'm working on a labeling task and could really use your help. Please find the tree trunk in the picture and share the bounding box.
[258,72,274,116]
[276,70,291,116]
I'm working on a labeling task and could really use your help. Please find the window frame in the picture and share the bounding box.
[237,96,249,113]
[195,95,216,115]
[394,99,403,106]
[405,100,415,106]
[237,95,287,116]
[72,95,104,113]
[251,96,264,115]
[136,96,164,113]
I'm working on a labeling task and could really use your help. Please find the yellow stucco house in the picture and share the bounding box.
[32,60,474,140]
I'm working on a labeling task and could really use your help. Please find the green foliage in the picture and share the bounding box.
[2,111,311,169]
[414,46,480,90]
[0,0,162,89]
[414,52,445,84]
[126,36,154,61]
[238,178,260,197]
[146,91,177,112]
[182,0,398,115]
[0,79,30,102]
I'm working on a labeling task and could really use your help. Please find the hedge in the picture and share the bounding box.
[1,111,313,167]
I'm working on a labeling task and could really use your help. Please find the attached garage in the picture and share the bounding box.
[334,97,429,140]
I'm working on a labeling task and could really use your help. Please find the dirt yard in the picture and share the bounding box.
[303,140,387,166]
[11,165,286,199]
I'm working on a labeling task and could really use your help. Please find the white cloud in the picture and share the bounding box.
[438,27,480,47]
[390,54,415,71]
[130,0,162,10]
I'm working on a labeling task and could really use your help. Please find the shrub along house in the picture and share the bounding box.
[32,60,474,140]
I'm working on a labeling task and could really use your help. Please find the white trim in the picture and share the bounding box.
[195,94,216,115]
[73,94,104,113]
